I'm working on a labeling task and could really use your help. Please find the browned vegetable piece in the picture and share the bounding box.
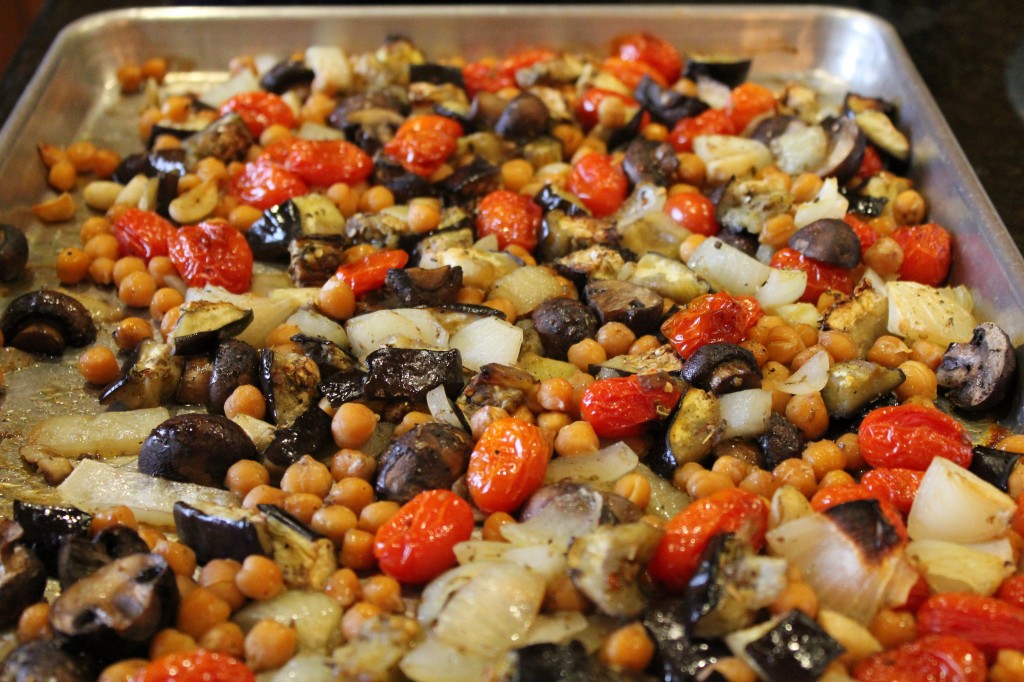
[458,363,537,415]
[364,347,464,401]
[681,343,762,396]
[531,297,599,360]
[584,279,663,335]
[100,340,183,409]
[207,339,261,415]
[0,224,29,282]
[385,265,462,306]
[56,525,149,589]
[936,322,1018,412]
[375,422,474,504]
[182,112,253,165]
[0,640,96,682]
[495,92,549,142]
[788,218,861,269]
[138,414,258,487]
[175,356,214,405]
[0,290,97,356]
[0,520,46,629]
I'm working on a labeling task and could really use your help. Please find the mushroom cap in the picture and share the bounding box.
[0,289,97,353]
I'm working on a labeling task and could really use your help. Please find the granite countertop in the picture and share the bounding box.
[2,0,1022,249]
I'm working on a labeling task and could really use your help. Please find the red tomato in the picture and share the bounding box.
[891,223,952,287]
[860,468,924,515]
[844,213,878,256]
[726,82,776,131]
[467,417,551,513]
[134,650,255,682]
[853,635,986,682]
[112,208,175,260]
[997,574,1024,610]
[600,56,667,90]
[383,115,463,177]
[167,220,253,294]
[373,489,474,584]
[462,48,557,97]
[575,88,639,130]
[918,593,1024,655]
[567,153,628,218]
[808,483,908,541]
[476,190,543,251]
[579,373,683,439]
[858,405,973,471]
[664,192,719,236]
[228,158,308,210]
[334,249,409,296]
[770,247,854,304]
[661,292,762,360]
[649,488,768,592]
[857,145,884,179]
[610,32,682,84]
[219,91,295,137]
[261,138,373,187]
[668,108,737,153]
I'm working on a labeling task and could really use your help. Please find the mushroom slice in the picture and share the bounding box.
[0,640,96,682]
[682,343,762,396]
[0,520,46,629]
[566,521,661,618]
[375,422,473,504]
[56,525,149,589]
[0,289,97,355]
[936,322,1018,412]
[100,339,183,409]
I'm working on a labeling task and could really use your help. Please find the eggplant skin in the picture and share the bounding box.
[11,501,92,576]
[744,610,843,682]
[173,502,268,565]
[263,406,335,468]
[375,422,474,504]
[363,347,464,401]
[138,414,258,488]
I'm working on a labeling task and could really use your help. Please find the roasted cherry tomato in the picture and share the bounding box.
[463,48,558,96]
[858,404,973,471]
[770,247,854,303]
[668,108,736,153]
[600,56,667,89]
[649,488,768,592]
[334,249,409,296]
[219,91,295,137]
[167,220,253,294]
[476,189,543,251]
[726,82,776,131]
[844,213,879,257]
[664,191,719,236]
[383,114,463,177]
[891,223,952,287]
[575,88,640,130]
[112,208,175,261]
[228,158,308,210]
[997,574,1024,610]
[661,291,762,360]
[918,593,1024,655]
[261,138,373,187]
[853,635,986,682]
[467,417,551,513]
[610,32,682,84]
[567,153,628,218]
[857,145,884,179]
[373,489,474,584]
[860,467,924,515]
[580,373,682,439]
[808,484,908,541]
[134,650,255,682]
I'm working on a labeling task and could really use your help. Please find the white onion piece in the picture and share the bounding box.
[636,463,689,519]
[305,45,351,94]
[770,124,828,175]
[400,637,503,682]
[499,488,602,550]
[263,654,336,682]
[687,238,772,296]
[185,286,297,347]
[544,441,639,485]
[454,541,567,581]
[755,267,808,309]
[774,302,822,327]
[907,457,1015,544]
[767,513,919,624]
[199,68,260,107]
[234,591,342,652]
[693,135,773,184]
[489,266,573,316]
[426,385,466,431]
[859,267,889,294]
[817,610,882,665]
[433,562,546,656]
[231,414,276,452]
[518,612,589,648]
[614,183,666,229]
[345,309,448,360]
[26,407,170,459]
[449,317,523,371]
[794,177,849,227]
[768,485,814,530]
[696,76,732,109]
[296,121,345,140]
[58,460,237,528]
[886,281,976,347]
[418,563,491,629]
[777,350,829,395]
[907,538,1014,596]
[718,389,772,440]
[286,308,348,347]
[473,234,500,251]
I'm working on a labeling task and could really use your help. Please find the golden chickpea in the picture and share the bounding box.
[817,330,858,362]
[327,477,375,514]
[147,256,177,287]
[802,440,846,480]
[198,621,245,658]
[48,159,78,192]
[596,322,636,358]
[317,277,356,321]
[678,233,707,263]
[90,506,137,534]
[114,317,153,352]
[613,472,651,509]
[482,511,516,542]
[56,247,92,284]
[329,449,376,482]
[600,622,655,672]
[407,199,442,233]
[235,555,284,601]
[176,587,231,640]
[77,347,120,385]
[225,459,270,497]
[791,173,823,203]
[141,57,168,83]
[910,339,945,370]
[324,568,362,607]
[359,185,395,213]
[149,629,197,659]
[311,504,358,545]
[357,500,400,534]
[362,575,404,613]
[739,468,778,498]
[687,470,735,499]
[895,360,938,401]
[893,189,927,225]
[820,470,856,488]
[117,64,143,93]
[484,296,517,323]
[331,402,379,449]
[567,338,607,372]
[711,455,750,485]
[864,237,904,276]
[92,148,122,178]
[675,152,706,187]
[536,377,574,412]
[766,325,805,365]
[340,528,376,570]
[119,271,158,308]
[759,214,797,250]
[869,608,918,649]
[773,458,818,498]
[500,158,535,192]
[112,256,146,287]
[244,619,296,672]
[198,559,246,611]
[554,421,600,457]
[99,659,149,682]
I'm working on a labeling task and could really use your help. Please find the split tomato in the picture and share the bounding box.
[567,153,628,218]
[228,158,308,210]
[891,222,952,287]
[575,88,639,130]
[610,32,682,84]
[133,650,255,682]
[858,404,973,471]
[260,138,373,187]
[476,190,543,251]
[661,292,762,360]
[860,467,924,515]
[770,247,854,303]
[219,91,295,137]
[726,82,776,131]
[167,220,253,294]
[334,249,409,296]
[668,108,736,153]
[579,373,682,439]
[853,635,986,682]
[384,114,463,178]
[467,417,551,513]
[462,49,556,97]
[374,489,474,584]
[600,56,667,89]
[112,208,175,260]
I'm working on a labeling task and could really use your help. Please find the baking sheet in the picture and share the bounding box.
[1,5,1023,508]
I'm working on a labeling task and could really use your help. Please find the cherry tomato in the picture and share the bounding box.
[467,417,551,513]
[112,208,175,261]
[580,373,682,439]
[219,91,295,137]
[664,191,719,236]
[808,483,908,541]
[891,223,952,287]
[334,249,409,296]
[383,115,463,177]
[997,574,1024,610]
[228,158,308,210]
[567,153,628,218]
[167,220,253,294]
[770,247,854,303]
[600,56,667,90]
[261,138,373,187]
[373,489,474,584]
[610,32,682,84]
[575,88,639,130]
[853,635,986,682]
[726,82,776,131]
[857,145,884,179]
[860,467,924,515]
[476,190,543,252]
[858,405,973,471]
[844,213,878,257]
[134,650,255,682]
[918,593,1024,655]
[668,108,737,153]
[661,292,762,360]
[463,49,557,97]
[649,488,768,592]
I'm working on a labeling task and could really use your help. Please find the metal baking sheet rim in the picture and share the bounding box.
[1,6,1023,351]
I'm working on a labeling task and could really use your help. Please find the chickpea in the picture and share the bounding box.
[340,528,376,570]
[283,493,323,524]
[325,568,362,607]
[198,621,246,658]
[362,575,404,613]
[93,148,122,178]
[56,247,92,284]
[864,237,904,277]
[613,472,652,509]
[358,500,400,534]
[819,470,856,488]
[482,511,516,542]
[327,477,375,514]
[77,347,120,385]
[329,449,376,482]
[99,659,149,682]
[711,455,750,485]
[544,573,590,613]
[223,384,267,421]
[785,392,829,441]
[773,458,818,498]
[500,159,535,192]
[359,185,395,213]
[600,622,655,672]
[687,470,735,499]
[802,440,846,480]
[869,608,917,649]
[554,421,600,457]
[675,152,706,186]
[16,602,51,642]
[119,270,158,308]
[817,330,858,362]
[766,325,805,366]
[894,189,927,225]
[198,559,246,611]
[280,455,333,498]
[759,213,798,250]
[895,360,938,401]
[176,587,231,639]
[244,619,296,672]
[149,628,197,659]
[791,173,823,203]
[242,484,287,510]
[567,338,606,372]
[407,199,442,233]
[317,277,356,321]
[225,459,270,497]
[484,296,517,323]
[331,402,379,449]
[153,538,196,577]
[235,555,285,601]
[148,256,177,287]
[596,322,636,358]
[739,468,778,498]
[311,505,358,545]
[910,339,945,370]
[835,435,862,473]
[90,506,137,534]
[629,334,661,356]
[114,316,153,352]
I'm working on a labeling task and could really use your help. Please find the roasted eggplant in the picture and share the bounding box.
[259,505,337,590]
[0,640,97,682]
[511,642,620,682]
[643,598,730,682]
[820,360,905,420]
[207,338,261,415]
[318,369,368,407]
[385,265,462,306]
[531,297,599,360]
[566,521,660,617]
[726,610,843,682]
[247,194,347,262]
[168,299,253,355]
[969,445,1023,493]
[683,54,752,88]
[263,405,335,468]
[259,348,321,427]
[181,112,253,166]
[584,279,663,335]
[11,501,92,575]
[363,347,464,401]
[651,388,721,477]
[173,501,270,564]
[100,340,183,409]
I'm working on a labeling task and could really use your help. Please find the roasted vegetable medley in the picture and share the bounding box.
[3,29,1024,682]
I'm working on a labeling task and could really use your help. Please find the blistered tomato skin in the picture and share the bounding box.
[726,82,776,131]
[858,405,973,471]
[383,115,463,177]
[260,138,373,187]
[374,489,474,584]
[600,56,668,89]
[860,467,924,515]
[917,593,1024,655]
[770,247,854,303]
[134,650,256,682]
[228,158,308,210]
[853,635,986,682]
[610,32,682,84]
[467,417,551,514]
[891,223,953,287]
[808,483,908,541]
[580,374,682,439]
[649,488,768,592]
[335,249,409,296]
[112,208,175,261]
[167,220,253,294]
[462,49,556,97]
[664,192,719,236]
[844,213,879,256]
[668,108,736,153]
[219,91,295,137]
[476,190,543,251]
[567,153,628,218]
[661,292,762,360]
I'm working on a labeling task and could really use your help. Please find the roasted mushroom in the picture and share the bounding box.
[138,413,258,487]
[622,138,680,187]
[936,322,1018,412]
[0,290,97,355]
[175,356,214,405]
[0,640,96,682]
[635,75,709,128]
[207,339,261,415]
[531,297,599,360]
[0,224,29,282]
[260,59,316,93]
[56,525,149,589]
[788,218,862,269]
[584,279,663,335]
[385,264,462,306]
[363,347,464,401]
[0,520,46,629]
[375,422,473,504]
[458,363,537,415]
[494,92,549,142]
[682,343,762,395]
[758,413,805,470]
[11,501,92,575]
